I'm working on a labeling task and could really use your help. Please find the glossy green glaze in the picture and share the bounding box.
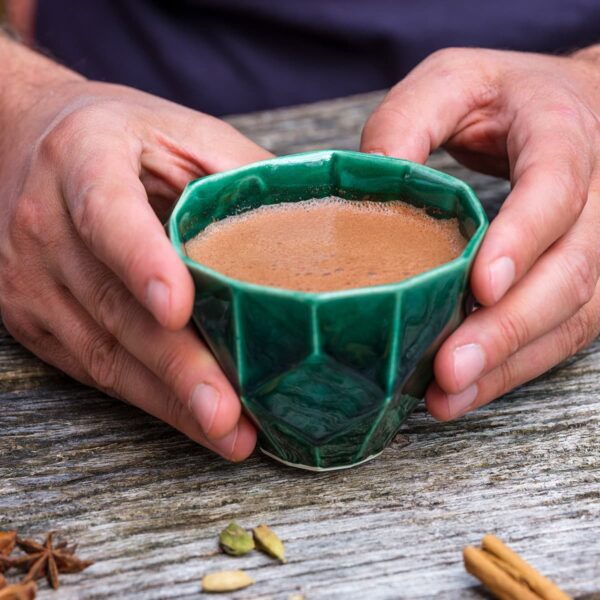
[169,151,488,470]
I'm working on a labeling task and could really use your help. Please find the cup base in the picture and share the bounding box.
[259,447,384,472]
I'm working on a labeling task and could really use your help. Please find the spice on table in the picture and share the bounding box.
[218,522,255,557]
[0,534,16,561]
[0,578,37,600]
[201,570,254,593]
[252,524,286,563]
[10,532,93,590]
[0,582,37,600]
[463,534,572,600]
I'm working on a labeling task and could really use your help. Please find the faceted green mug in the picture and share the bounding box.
[168,150,488,471]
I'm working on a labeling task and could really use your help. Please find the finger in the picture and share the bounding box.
[56,240,243,440]
[360,48,501,162]
[470,103,596,306]
[40,284,255,460]
[141,111,273,192]
[146,398,256,463]
[434,188,600,394]
[1,309,94,386]
[57,136,195,331]
[426,279,600,421]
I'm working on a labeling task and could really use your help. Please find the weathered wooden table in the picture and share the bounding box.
[1,92,599,599]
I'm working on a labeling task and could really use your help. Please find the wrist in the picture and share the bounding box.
[0,33,84,135]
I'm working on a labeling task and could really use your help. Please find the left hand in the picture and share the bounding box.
[361,46,600,420]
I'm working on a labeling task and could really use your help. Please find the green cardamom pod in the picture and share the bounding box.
[218,522,254,556]
[252,524,286,563]
[201,570,254,593]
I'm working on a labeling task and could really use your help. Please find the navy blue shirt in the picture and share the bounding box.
[36,0,600,116]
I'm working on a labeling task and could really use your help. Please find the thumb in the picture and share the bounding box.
[360,48,500,163]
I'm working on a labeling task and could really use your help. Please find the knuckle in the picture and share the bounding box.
[91,276,134,338]
[2,310,43,347]
[427,47,473,69]
[83,333,123,395]
[38,126,69,164]
[496,359,518,396]
[73,185,108,248]
[155,345,188,391]
[561,246,598,308]
[422,48,499,109]
[37,110,84,163]
[496,310,530,355]
[163,390,187,430]
[559,308,596,356]
[361,102,405,142]
[11,195,45,245]
[373,99,409,120]
[552,169,587,217]
[367,101,413,131]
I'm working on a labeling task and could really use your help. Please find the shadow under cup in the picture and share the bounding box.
[169,150,488,471]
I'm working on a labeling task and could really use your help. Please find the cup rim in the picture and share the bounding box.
[168,149,489,301]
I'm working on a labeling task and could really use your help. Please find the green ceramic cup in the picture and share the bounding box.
[168,150,488,471]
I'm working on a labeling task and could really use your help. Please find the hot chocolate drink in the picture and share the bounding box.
[185,198,466,292]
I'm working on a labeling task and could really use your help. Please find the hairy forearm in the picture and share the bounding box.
[0,29,83,132]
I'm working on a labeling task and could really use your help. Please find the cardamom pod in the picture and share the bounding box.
[252,524,286,563]
[201,570,254,593]
[218,522,254,556]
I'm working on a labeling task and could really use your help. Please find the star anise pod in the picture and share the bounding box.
[0,533,16,558]
[0,533,17,574]
[10,533,93,590]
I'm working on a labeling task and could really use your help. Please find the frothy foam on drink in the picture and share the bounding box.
[184,198,466,292]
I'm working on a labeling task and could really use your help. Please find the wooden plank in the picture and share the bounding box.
[1,91,598,599]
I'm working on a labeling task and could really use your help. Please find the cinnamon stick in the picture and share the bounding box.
[463,546,542,600]
[482,535,571,600]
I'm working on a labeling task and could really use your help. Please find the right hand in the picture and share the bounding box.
[0,77,271,460]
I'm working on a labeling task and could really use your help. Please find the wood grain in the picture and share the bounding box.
[1,91,599,599]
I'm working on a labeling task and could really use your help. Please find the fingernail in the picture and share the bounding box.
[446,384,478,419]
[211,425,239,460]
[145,279,170,326]
[452,343,486,390]
[190,383,220,436]
[489,256,515,303]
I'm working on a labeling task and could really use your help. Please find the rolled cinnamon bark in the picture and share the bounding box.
[463,546,542,600]
[482,535,571,600]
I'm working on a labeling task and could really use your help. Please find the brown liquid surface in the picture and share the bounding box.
[185,198,467,292]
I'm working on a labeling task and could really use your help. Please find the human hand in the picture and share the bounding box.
[361,47,600,420]
[0,55,271,459]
